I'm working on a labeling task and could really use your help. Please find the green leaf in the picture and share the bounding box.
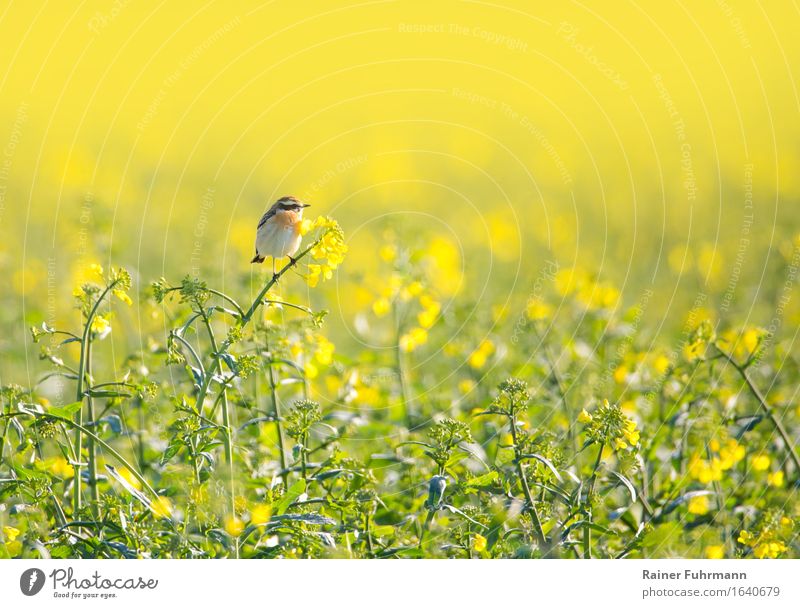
[46,401,83,419]
[609,470,637,503]
[518,453,563,482]
[274,479,306,515]
[161,441,182,465]
[105,464,151,510]
[465,471,499,489]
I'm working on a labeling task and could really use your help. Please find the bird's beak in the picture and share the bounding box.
[301,203,311,208]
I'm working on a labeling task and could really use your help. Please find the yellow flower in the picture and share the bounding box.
[309,217,348,269]
[399,335,415,352]
[613,365,628,384]
[290,342,303,359]
[417,297,441,329]
[577,408,593,424]
[753,541,787,559]
[622,419,640,446]
[378,244,396,262]
[688,455,722,484]
[406,281,424,297]
[250,505,272,526]
[742,328,763,356]
[90,314,111,336]
[526,300,552,321]
[304,263,332,288]
[577,281,619,310]
[409,327,428,346]
[46,456,74,479]
[683,339,705,363]
[113,289,132,306]
[458,379,476,394]
[150,496,173,519]
[224,516,245,537]
[613,438,628,451]
[767,470,785,487]
[304,361,319,379]
[687,495,710,515]
[751,454,770,471]
[3,539,22,557]
[705,545,724,559]
[652,354,671,375]
[88,263,104,280]
[417,308,437,328]
[427,236,462,296]
[314,336,335,365]
[718,439,745,470]
[3,526,20,542]
[737,530,755,546]
[468,339,495,369]
[472,533,487,552]
[372,297,391,317]
[399,328,427,352]
[298,218,313,236]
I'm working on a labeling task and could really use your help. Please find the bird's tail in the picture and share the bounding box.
[251,253,265,264]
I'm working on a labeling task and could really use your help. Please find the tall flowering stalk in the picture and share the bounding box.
[31,264,136,520]
[153,217,346,556]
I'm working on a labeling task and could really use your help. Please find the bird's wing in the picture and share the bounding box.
[257,208,276,228]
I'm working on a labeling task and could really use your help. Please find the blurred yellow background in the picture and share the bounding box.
[1,1,798,369]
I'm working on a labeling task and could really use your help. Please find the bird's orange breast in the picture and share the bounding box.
[274,209,300,229]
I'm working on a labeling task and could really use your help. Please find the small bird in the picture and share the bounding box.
[251,196,310,276]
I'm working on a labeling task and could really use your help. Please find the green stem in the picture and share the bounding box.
[533,324,573,448]
[266,338,288,490]
[85,338,100,518]
[583,441,605,559]
[509,413,547,550]
[200,311,238,558]
[193,239,321,418]
[4,411,158,501]
[714,346,800,477]
[394,305,414,428]
[300,431,308,481]
[73,280,119,518]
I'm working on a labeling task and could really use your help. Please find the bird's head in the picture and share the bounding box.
[273,196,310,216]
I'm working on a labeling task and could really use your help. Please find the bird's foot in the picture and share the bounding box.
[287,255,296,265]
